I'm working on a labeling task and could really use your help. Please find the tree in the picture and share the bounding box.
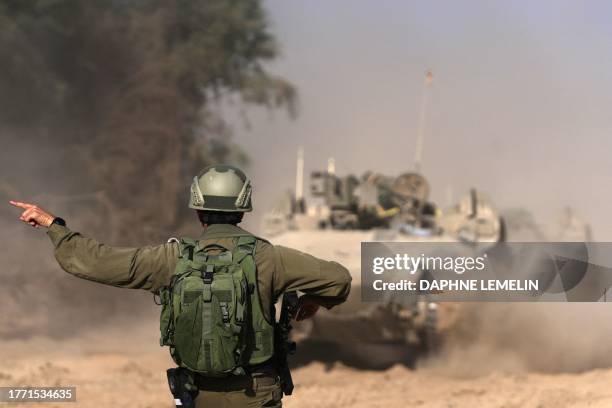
[0,0,296,242]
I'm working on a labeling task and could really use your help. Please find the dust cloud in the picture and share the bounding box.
[423,303,612,376]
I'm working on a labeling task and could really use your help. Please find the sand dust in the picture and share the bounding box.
[2,320,612,408]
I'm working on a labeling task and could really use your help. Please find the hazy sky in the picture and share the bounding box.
[232,0,612,238]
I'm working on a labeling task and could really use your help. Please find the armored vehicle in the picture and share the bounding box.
[262,71,590,367]
[263,155,504,368]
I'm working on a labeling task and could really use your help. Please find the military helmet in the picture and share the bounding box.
[189,165,253,212]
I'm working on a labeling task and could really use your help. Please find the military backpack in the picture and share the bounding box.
[157,235,275,377]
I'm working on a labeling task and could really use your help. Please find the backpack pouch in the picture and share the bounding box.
[173,264,247,376]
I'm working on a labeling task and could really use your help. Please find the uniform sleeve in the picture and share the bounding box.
[47,223,180,292]
[272,245,352,309]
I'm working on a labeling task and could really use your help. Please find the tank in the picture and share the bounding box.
[263,71,591,367]
[264,163,504,368]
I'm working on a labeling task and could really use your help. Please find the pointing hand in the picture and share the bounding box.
[9,201,56,228]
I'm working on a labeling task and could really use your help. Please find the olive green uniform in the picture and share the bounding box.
[46,222,351,407]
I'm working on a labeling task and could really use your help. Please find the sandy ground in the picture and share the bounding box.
[3,322,612,408]
[4,228,612,407]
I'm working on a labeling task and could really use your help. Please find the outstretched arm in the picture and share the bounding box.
[10,201,179,291]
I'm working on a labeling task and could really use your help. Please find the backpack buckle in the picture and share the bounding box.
[202,264,214,302]
[202,264,214,283]
[220,303,230,324]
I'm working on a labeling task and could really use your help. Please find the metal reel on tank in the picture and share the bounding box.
[391,173,430,206]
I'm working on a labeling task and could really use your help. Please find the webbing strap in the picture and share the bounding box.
[220,303,230,324]
[233,236,255,330]
[236,235,257,255]
[179,238,197,260]
[233,235,257,366]
[233,236,256,265]
[235,279,247,329]
[202,264,214,302]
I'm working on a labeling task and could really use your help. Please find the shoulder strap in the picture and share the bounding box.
[236,235,257,255]
[178,237,197,260]
[232,235,256,264]
[200,227,270,245]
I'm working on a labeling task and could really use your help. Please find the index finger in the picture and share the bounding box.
[9,200,34,209]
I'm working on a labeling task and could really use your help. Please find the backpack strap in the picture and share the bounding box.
[236,235,257,255]
[232,235,257,268]
[178,237,197,261]
[232,235,258,366]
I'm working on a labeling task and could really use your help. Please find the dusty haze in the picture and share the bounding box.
[2,1,612,406]
[236,0,612,241]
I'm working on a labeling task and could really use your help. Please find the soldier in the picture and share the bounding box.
[10,164,352,408]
